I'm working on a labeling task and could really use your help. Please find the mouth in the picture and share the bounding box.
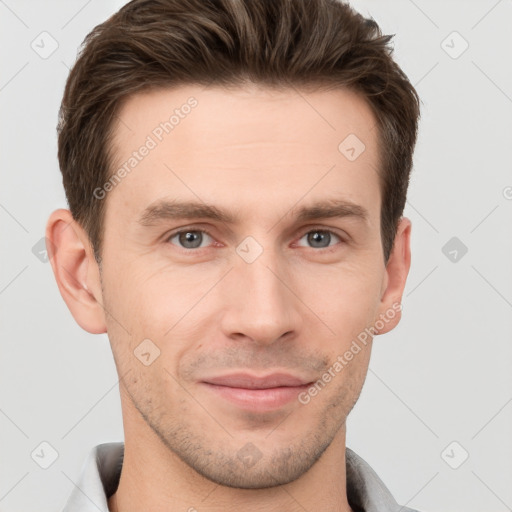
[200,372,313,411]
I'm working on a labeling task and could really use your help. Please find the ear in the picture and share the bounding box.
[373,216,412,335]
[45,209,107,334]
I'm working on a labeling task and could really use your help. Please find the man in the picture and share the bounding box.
[47,0,421,510]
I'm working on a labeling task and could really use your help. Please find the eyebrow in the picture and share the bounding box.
[137,198,369,227]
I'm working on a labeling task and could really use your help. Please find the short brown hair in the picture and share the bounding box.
[57,0,421,264]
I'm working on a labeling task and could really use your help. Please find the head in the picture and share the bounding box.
[48,0,420,489]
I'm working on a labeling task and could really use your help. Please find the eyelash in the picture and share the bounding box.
[164,226,346,253]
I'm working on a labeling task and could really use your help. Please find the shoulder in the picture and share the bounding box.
[346,447,422,512]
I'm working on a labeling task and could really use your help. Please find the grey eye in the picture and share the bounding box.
[298,230,341,249]
[168,230,213,249]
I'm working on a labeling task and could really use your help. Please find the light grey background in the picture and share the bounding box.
[1,1,511,511]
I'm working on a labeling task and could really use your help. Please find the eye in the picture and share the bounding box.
[296,229,344,250]
[164,227,345,252]
[166,229,214,250]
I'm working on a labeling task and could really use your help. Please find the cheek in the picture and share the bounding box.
[295,341,372,430]
[297,260,382,333]
[102,255,199,333]
[106,266,217,380]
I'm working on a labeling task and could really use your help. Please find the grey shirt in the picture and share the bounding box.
[61,442,420,512]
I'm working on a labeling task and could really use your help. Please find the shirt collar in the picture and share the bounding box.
[61,442,417,512]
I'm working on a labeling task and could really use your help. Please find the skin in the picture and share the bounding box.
[47,83,411,512]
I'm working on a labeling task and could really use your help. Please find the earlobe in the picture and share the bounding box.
[45,209,107,334]
[374,217,412,335]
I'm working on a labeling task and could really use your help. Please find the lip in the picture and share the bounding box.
[203,372,310,389]
[200,372,313,411]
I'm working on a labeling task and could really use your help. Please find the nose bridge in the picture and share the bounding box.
[221,237,301,345]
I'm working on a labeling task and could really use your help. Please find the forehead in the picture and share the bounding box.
[106,83,381,227]
[112,83,378,153]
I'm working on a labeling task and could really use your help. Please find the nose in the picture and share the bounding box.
[219,245,303,346]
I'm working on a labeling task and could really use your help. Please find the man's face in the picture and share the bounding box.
[98,84,397,488]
